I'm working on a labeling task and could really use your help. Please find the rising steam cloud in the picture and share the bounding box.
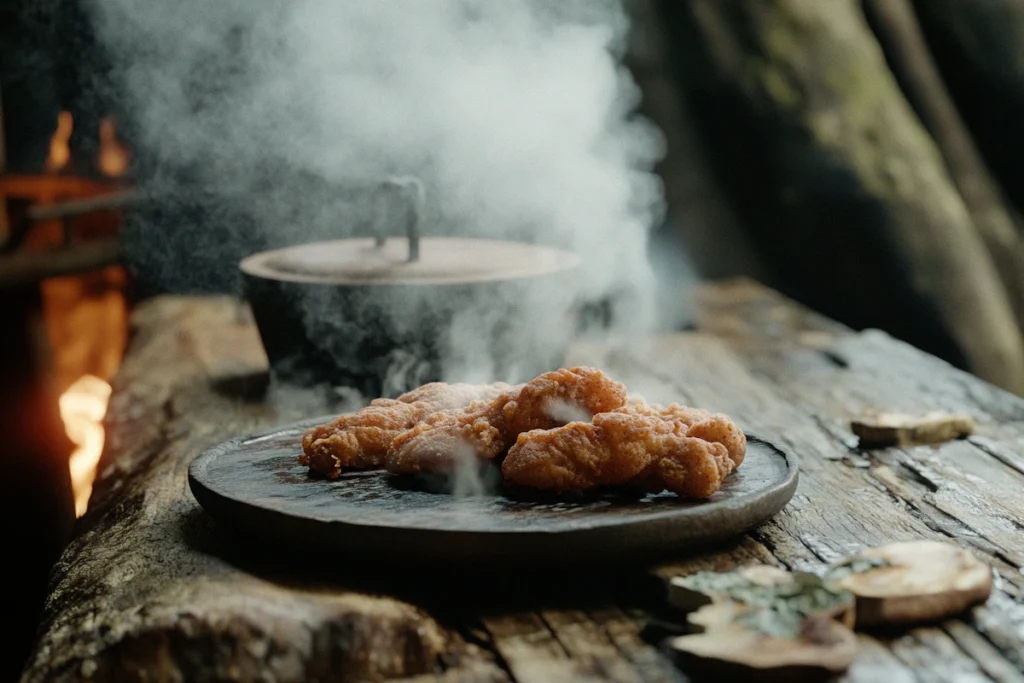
[88,0,669,387]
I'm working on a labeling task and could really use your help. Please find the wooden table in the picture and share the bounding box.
[22,279,1024,682]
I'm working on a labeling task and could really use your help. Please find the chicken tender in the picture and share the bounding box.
[386,367,628,475]
[300,382,513,478]
[384,398,511,475]
[501,366,630,434]
[502,412,735,498]
[614,399,746,467]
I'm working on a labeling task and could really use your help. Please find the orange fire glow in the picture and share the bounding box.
[29,112,132,517]
[46,269,128,517]
[97,116,131,178]
[45,111,74,173]
[60,375,112,517]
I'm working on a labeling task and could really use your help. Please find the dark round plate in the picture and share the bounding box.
[188,417,798,568]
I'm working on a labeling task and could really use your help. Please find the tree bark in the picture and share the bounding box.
[912,0,1024,219]
[625,0,767,284]
[19,298,454,683]
[862,0,1024,331]
[656,0,1024,394]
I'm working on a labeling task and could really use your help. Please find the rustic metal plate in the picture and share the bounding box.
[189,417,798,568]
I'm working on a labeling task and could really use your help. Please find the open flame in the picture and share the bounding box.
[60,375,112,517]
[45,110,74,173]
[34,111,131,516]
[45,270,127,518]
[97,115,131,178]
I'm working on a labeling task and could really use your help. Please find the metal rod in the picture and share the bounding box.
[371,176,424,262]
[385,175,423,262]
[25,188,138,222]
[0,239,121,288]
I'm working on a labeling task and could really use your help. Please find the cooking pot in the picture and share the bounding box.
[239,177,583,397]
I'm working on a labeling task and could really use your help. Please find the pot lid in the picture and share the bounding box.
[239,237,581,286]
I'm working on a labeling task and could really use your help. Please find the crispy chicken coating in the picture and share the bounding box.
[502,412,735,498]
[300,382,513,478]
[386,367,629,475]
[384,399,510,475]
[614,399,746,468]
[501,366,630,434]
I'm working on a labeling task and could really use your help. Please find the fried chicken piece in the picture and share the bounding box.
[386,367,629,475]
[300,382,513,478]
[395,382,515,409]
[384,399,510,475]
[614,399,746,468]
[501,367,630,433]
[502,412,733,498]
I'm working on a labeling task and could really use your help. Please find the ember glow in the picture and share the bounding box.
[44,110,73,173]
[46,271,127,516]
[97,115,131,178]
[35,105,131,516]
[60,375,112,517]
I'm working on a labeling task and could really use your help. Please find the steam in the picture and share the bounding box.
[542,398,592,425]
[87,0,670,389]
[449,441,500,498]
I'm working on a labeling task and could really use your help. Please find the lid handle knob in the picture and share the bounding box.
[373,176,423,262]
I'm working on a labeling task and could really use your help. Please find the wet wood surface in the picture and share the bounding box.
[21,278,1024,682]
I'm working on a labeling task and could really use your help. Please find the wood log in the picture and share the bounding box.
[18,299,455,683]
[655,0,1024,394]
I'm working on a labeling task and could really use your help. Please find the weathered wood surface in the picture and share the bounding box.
[21,278,1024,682]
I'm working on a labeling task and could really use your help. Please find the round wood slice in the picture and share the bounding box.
[671,606,857,683]
[239,237,581,286]
[188,419,798,569]
[832,540,992,627]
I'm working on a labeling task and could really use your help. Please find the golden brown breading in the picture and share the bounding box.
[300,382,513,478]
[614,399,746,467]
[385,367,629,475]
[502,412,734,498]
[384,400,508,475]
[501,367,630,434]
[395,382,515,410]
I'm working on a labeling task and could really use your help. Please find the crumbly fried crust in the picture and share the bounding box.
[385,367,629,475]
[614,399,746,467]
[502,410,740,498]
[300,383,513,478]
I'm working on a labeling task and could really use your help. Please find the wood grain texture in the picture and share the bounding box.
[21,278,1024,682]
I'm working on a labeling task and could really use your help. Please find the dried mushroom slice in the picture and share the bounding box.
[827,540,992,627]
[851,411,974,447]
